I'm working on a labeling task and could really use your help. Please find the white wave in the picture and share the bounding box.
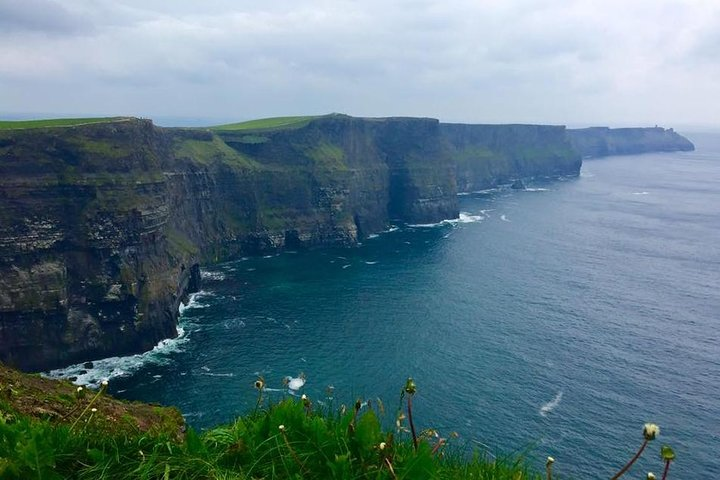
[407,221,444,227]
[45,327,193,388]
[201,372,234,377]
[500,214,510,222]
[285,375,306,391]
[46,291,209,387]
[364,261,379,265]
[458,188,499,195]
[525,188,550,192]
[384,226,400,233]
[178,290,212,315]
[342,264,352,269]
[632,191,650,195]
[366,234,379,239]
[408,211,483,228]
[200,270,226,281]
[539,391,563,417]
[456,212,483,223]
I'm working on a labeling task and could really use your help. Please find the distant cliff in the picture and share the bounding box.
[567,126,695,158]
[441,123,581,192]
[3,115,688,372]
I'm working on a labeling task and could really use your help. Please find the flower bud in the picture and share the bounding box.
[660,444,675,461]
[643,423,659,441]
[404,378,417,395]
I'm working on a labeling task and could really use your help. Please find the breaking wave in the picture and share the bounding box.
[45,291,210,388]
[408,212,485,228]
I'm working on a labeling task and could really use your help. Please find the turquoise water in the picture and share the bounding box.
[52,133,720,477]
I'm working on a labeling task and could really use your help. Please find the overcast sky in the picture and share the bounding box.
[1,0,718,127]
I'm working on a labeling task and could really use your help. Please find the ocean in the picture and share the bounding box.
[50,132,720,478]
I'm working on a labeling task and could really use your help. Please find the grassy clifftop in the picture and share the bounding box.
[210,115,321,132]
[0,117,132,130]
[0,364,540,479]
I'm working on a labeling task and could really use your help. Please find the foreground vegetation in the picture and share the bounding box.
[0,364,677,479]
[0,365,541,479]
[0,117,130,130]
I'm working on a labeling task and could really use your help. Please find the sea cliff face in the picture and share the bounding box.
[0,115,692,371]
[0,120,200,371]
[441,123,581,192]
[567,126,695,158]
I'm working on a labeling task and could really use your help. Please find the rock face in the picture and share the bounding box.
[441,123,581,192]
[0,120,201,371]
[1,115,690,371]
[567,126,695,158]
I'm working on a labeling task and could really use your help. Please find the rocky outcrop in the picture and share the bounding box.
[441,123,581,192]
[567,126,695,158]
[2,115,687,371]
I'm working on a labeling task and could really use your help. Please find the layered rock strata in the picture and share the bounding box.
[0,115,693,371]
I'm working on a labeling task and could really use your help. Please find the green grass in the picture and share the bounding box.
[172,134,260,169]
[210,116,320,132]
[0,117,131,130]
[0,394,541,480]
[0,364,544,479]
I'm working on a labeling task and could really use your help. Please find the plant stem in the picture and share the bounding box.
[280,430,307,476]
[384,457,398,480]
[661,460,671,480]
[407,394,418,451]
[253,389,263,415]
[610,439,648,480]
[69,386,106,431]
[546,463,553,480]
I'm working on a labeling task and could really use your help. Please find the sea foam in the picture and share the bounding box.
[539,391,563,417]
[407,212,484,228]
[46,291,209,388]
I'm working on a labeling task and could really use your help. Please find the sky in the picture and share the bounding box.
[1,0,719,128]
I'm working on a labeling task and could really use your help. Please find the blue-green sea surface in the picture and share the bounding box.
[51,132,720,478]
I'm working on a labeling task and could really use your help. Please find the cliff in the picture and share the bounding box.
[567,126,695,158]
[0,119,201,371]
[0,115,461,370]
[7,115,683,372]
[441,123,581,192]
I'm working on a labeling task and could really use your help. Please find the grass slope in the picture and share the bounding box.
[0,117,131,130]
[0,364,542,479]
[210,116,320,132]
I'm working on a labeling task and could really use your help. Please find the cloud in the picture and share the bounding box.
[0,0,719,126]
[0,0,91,34]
